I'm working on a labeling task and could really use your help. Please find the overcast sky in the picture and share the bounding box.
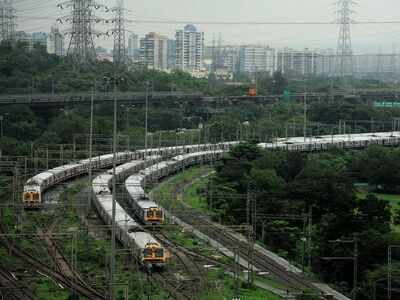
[15,0,400,53]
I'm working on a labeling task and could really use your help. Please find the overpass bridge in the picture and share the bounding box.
[0,90,399,106]
[0,92,273,106]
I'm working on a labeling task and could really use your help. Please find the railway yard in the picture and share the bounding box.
[1,132,400,299]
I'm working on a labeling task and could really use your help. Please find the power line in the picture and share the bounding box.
[14,16,400,25]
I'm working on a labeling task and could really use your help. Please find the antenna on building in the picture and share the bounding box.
[335,0,356,87]
[58,0,107,64]
[0,0,16,44]
[110,0,128,65]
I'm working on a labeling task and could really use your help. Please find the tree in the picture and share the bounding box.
[272,71,288,94]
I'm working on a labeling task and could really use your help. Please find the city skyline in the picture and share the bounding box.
[13,0,400,53]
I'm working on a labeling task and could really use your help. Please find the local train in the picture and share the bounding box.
[260,132,400,152]
[23,152,135,208]
[92,158,167,267]
[23,142,238,208]
[23,132,400,209]
[125,173,165,225]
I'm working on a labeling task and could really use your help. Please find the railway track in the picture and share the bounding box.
[170,202,317,293]
[0,266,35,300]
[0,224,106,300]
[118,187,207,300]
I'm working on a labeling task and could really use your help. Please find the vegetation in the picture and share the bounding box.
[206,143,400,299]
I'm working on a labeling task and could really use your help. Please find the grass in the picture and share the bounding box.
[152,165,290,299]
[199,268,283,300]
[151,165,212,210]
[182,174,211,212]
[355,184,400,232]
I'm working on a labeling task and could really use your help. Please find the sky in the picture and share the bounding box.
[13,0,400,53]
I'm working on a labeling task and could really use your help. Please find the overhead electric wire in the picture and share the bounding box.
[14,16,400,25]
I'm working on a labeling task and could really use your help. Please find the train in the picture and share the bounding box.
[23,152,136,208]
[260,132,400,152]
[92,158,167,267]
[125,173,165,226]
[23,132,400,209]
[23,142,238,208]
[124,150,225,221]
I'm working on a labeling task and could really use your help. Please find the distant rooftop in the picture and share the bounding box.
[184,24,198,32]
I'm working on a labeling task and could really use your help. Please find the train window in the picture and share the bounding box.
[156,210,163,218]
[33,193,39,201]
[24,193,31,201]
[147,211,154,218]
[155,248,164,258]
[143,248,152,257]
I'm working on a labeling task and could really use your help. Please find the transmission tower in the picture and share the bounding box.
[58,0,106,64]
[335,0,356,81]
[0,0,16,43]
[111,0,127,65]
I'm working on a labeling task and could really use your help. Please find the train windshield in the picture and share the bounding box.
[155,248,164,258]
[146,210,154,218]
[155,210,163,218]
[143,248,152,258]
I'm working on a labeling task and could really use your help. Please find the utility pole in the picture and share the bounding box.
[308,206,313,271]
[303,91,307,142]
[59,0,106,64]
[110,75,118,300]
[87,84,95,216]
[0,0,16,44]
[335,0,356,90]
[388,245,400,300]
[325,236,358,300]
[111,0,127,65]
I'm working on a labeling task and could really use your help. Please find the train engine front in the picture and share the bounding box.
[23,185,41,208]
[142,242,167,267]
[144,206,164,225]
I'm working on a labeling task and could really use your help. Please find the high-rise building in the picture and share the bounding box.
[167,39,176,69]
[140,32,168,70]
[276,48,319,75]
[15,31,48,51]
[316,49,335,75]
[223,47,241,73]
[47,26,64,56]
[127,33,139,61]
[238,46,275,74]
[15,31,31,45]
[31,32,48,48]
[175,24,204,71]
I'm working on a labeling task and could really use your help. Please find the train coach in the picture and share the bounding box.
[124,150,226,225]
[23,152,136,208]
[125,174,164,225]
[23,141,240,208]
[260,132,400,152]
[92,166,167,267]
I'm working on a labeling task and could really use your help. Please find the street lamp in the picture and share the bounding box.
[120,104,135,131]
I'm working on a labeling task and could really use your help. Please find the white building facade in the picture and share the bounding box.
[140,32,168,70]
[47,26,64,56]
[175,24,204,71]
[239,46,275,74]
[276,48,319,75]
